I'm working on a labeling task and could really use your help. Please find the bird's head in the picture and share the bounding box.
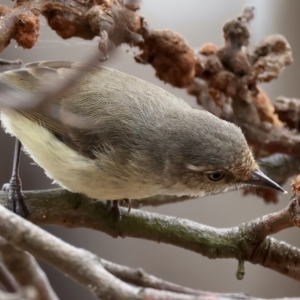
[164,110,285,197]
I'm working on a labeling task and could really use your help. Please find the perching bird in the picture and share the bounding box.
[0,61,284,217]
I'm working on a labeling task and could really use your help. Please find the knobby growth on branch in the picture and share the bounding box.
[1,1,300,299]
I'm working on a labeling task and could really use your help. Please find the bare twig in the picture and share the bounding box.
[258,154,300,184]
[0,237,59,300]
[0,202,140,300]
[0,261,20,293]
[0,59,23,67]
[0,53,100,112]
[101,259,249,299]
[0,287,38,300]
[243,154,300,203]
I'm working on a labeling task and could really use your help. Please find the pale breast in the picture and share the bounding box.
[1,109,165,200]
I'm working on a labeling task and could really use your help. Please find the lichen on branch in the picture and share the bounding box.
[0,0,143,55]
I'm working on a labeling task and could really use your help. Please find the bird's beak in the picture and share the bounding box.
[243,169,286,193]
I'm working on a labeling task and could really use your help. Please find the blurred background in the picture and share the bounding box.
[1,0,300,298]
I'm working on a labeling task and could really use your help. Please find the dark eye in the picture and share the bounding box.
[207,172,224,181]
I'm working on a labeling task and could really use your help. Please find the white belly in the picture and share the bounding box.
[0,109,158,200]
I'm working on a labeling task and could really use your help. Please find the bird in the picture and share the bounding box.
[0,61,285,218]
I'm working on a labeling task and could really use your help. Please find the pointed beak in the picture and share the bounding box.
[243,169,286,193]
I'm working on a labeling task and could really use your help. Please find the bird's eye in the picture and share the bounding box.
[207,172,224,181]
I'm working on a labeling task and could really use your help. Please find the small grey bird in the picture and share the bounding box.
[0,61,284,217]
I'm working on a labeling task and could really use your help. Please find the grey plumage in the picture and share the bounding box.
[0,61,283,200]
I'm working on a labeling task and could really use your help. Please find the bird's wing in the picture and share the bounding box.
[0,61,114,159]
[0,61,190,160]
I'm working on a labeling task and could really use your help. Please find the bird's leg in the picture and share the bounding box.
[2,139,30,217]
[112,200,122,223]
[124,198,131,213]
[106,200,112,211]
[107,199,131,225]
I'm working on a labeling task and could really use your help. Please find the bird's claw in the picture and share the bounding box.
[106,199,132,228]
[2,183,31,218]
[106,200,122,228]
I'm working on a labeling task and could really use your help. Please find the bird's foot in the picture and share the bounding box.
[112,200,122,225]
[2,180,31,218]
[106,199,132,227]
[106,200,122,225]
[124,198,131,213]
[106,200,112,211]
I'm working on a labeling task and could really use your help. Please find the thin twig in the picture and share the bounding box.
[0,203,139,300]
[0,237,59,300]
[0,53,100,112]
[101,259,248,299]
[258,154,300,183]
[0,287,38,300]
[0,261,20,293]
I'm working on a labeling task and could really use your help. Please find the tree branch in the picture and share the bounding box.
[0,189,299,283]
[0,287,38,300]
[0,0,142,52]
[275,96,300,130]
[0,199,270,300]
[0,200,140,299]
[242,154,300,203]
[100,259,250,299]
[258,154,300,184]
[0,191,299,299]
[0,261,20,293]
[0,237,59,300]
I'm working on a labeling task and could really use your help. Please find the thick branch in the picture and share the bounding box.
[0,189,299,283]
[0,200,274,300]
